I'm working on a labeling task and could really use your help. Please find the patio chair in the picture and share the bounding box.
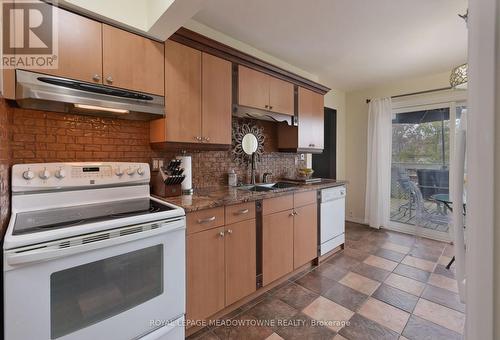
[416,169,449,199]
[409,181,450,228]
[416,169,449,214]
[394,168,414,218]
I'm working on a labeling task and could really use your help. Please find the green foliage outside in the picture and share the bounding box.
[392,120,450,165]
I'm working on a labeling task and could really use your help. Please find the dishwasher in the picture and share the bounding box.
[319,185,346,256]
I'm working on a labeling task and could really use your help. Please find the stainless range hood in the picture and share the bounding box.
[232,104,297,126]
[14,70,165,121]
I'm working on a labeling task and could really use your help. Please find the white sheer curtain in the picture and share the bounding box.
[365,97,392,229]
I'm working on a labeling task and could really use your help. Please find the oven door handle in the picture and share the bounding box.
[5,219,185,266]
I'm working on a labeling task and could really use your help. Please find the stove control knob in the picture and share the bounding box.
[115,168,124,177]
[127,167,135,176]
[55,168,66,179]
[39,168,51,180]
[137,167,145,176]
[22,169,35,180]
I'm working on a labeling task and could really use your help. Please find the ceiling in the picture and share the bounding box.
[193,0,468,90]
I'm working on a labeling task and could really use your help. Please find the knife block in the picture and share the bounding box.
[152,171,183,197]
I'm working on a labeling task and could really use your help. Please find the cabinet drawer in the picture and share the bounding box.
[225,202,256,224]
[262,194,294,215]
[187,207,225,234]
[294,191,317,208]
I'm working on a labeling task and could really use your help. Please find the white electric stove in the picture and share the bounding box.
[3,162,186,340]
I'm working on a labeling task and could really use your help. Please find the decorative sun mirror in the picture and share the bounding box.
[242,134,258,155]
[232,121,265,164]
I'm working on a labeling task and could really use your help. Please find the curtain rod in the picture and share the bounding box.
[365,86,453,104]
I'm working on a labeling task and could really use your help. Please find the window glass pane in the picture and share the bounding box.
[390,107,451,232]
[50,245,163,339]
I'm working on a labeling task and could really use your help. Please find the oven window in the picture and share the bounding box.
[50,245,163,339]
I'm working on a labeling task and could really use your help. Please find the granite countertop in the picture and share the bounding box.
[154,179,347,213]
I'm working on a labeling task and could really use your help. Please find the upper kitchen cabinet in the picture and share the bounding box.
[238,66,270,111]
[238,65,294,115]
[268,76,295,115]
[201,53,232,145]
[39,6,103,84]
[1,4,102,98]
[150,40,232,146]
[102,25,164,95]
[151,40,201,144]
[278,87,325,152]
[298,87,324,149]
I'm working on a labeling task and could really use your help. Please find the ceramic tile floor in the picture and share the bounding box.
[188,222,464,340]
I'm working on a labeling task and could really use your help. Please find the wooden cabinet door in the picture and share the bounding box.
[187,227,225,321]
[293,203,318,269]
[102,24,164,95]
[262,210,294,285]
[298,87,324,150]
[269,76,294,115]
[202,53,232,144]
[151,40,202,143]
[31,5,102,83]
[311,90,325,149]
[238,65,270,110]
[225,219,256,305]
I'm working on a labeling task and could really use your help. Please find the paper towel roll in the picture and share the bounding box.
[176,155,192,193]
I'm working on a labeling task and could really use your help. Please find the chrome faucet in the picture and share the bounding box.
[263,172,272,183]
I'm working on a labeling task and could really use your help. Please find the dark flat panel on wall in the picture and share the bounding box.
[312,107,336,179]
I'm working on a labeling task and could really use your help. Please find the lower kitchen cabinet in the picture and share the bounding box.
[187,217,256,321]
[262,209,294,286]
[293,203,318,269]
[225,219,257,305]
[186,227,225,321]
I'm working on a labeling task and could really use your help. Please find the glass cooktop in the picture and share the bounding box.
[13,198,173,235]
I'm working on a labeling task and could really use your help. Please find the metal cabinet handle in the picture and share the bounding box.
[92,74,101,82]
[198,216,216,224]
[269,105,273,110]
[294,210,299,216]
[218,231,225,238]
[226,229,233,235]
[204,137,210,142]
[237,209,249,215]
[309,143,315,147]
[106,76,113,84]
[194,136,202,141]
[264,105,269,109]
[289,212,295,217]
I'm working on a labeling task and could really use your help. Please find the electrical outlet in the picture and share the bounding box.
[349,211,353,217]
[152,159,159,171]
[299,153,305,161]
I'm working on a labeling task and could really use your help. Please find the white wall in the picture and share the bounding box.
[147,0,175,26]
[343,71,452,223]
[64,0,149,30]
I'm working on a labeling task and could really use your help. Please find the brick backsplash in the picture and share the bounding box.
[1,99,12,235]
[0,98,305,234]
[9,105,152,164]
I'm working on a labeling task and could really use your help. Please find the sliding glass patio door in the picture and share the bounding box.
[388,100,465,241]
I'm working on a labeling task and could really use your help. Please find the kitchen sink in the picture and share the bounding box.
[237,182,298,192]
[237,185,273,192]
[271,182,298,189]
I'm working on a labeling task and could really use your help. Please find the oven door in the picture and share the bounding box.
[4,217,185,340]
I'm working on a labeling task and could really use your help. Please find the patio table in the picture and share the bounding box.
[431,193,468,270]
[431,193,452,212]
